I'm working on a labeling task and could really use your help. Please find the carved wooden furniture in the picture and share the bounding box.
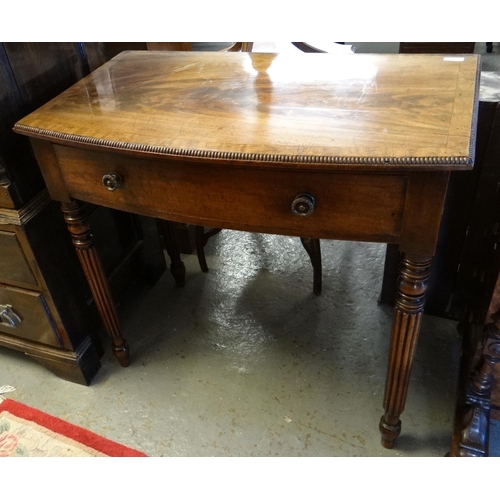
[447,72,500,456]
[0,43,165,384]
[14,51,480,447]
[451,305,500,457]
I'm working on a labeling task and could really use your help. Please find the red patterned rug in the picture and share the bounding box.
[0,399,147,457]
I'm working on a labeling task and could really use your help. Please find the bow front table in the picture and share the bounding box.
[14,51,480,448]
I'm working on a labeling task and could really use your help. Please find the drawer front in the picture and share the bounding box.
[0,230,37,286]
[55,146,407,242]
[0,285,61,347]
[0,185,17,209]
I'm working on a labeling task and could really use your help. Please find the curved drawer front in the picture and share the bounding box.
[55,146,407,242]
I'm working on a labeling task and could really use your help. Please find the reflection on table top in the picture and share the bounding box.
[15,50,480,170]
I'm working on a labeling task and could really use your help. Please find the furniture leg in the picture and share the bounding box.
[195,226,222,273]
[379,254,432,448]
[61,200,130,367]
[196,226,209,273]
[157,220,186,287]
[300,237,322,296]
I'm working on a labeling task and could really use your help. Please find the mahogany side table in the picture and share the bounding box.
[14,51,480,448]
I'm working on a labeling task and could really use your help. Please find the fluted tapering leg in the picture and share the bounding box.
[380,255,432,448]
[157,220,186,287]
[61,200,130,367]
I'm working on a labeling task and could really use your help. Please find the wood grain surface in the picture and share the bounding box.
[15,51,480,170]
[52,145,407,241]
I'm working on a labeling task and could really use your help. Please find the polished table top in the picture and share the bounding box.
[15,51,479,170]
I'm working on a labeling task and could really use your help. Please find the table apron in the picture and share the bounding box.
[54,145,407,243]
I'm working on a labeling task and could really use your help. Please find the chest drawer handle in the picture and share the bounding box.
[0,304,22,328]
[102,172,123,191]
[291,193,316,217]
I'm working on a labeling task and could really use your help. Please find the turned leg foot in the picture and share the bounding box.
[380,255,432,448]
[111,340,130,367]
[379,416,401,449]
[62,200,130,367]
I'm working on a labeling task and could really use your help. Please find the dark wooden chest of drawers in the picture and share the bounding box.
[0,43,165,384]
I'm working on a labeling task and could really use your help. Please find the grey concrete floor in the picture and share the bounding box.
[1,232,499,456]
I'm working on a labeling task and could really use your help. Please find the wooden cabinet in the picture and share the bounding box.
[0,43,166,384]
[399,42,476,54]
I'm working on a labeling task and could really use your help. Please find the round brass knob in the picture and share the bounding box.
[102,172,123,191]
[291,193,316,217]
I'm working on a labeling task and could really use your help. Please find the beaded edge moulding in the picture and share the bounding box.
[14,124,476,168]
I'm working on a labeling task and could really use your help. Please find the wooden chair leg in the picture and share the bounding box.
[196,226,209,273]
[157,220,186,287]
[300,237,322,296]
[196,226,222,273]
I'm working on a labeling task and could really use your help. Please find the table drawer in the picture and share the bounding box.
[55,146,407,242]
[0,284,61,347]
[0,230,37,286]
